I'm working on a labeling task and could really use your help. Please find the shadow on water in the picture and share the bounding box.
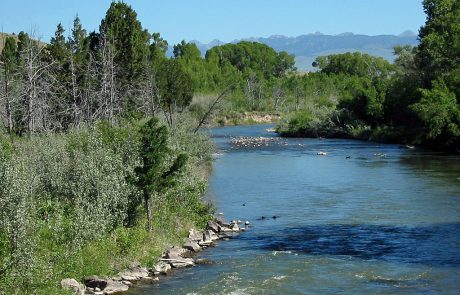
[240,223,460,267]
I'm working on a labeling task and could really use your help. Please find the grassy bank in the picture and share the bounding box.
[0,116,214,295]
[276,108,425,145]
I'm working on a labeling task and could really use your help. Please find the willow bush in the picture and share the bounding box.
[0,117,214,294]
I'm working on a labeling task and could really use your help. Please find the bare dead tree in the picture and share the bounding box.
[294,82,303,111]
[18,30,56,134]
[272,84,285,111]
[245,73,264,111]
[0,57,15,136]
[193,86,233,133]
[96,33,118,125]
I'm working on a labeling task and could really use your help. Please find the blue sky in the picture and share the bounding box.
[1,0,426,44]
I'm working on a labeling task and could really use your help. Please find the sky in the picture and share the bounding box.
[1,0,426,44]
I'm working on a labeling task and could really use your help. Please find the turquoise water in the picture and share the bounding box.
[128,124,460,294]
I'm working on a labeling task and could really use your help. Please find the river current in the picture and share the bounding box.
[128,124,460,294]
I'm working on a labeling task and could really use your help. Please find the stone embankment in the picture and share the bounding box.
[61,218,248,295]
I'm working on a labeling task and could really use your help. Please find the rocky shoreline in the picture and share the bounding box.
[61,217,249,295]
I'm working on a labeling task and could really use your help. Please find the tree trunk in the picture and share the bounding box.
[145,193,153,232]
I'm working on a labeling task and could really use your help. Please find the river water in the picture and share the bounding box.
[128,124,460,294]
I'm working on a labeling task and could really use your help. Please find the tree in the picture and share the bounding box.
[173,40,201,61]
[411,79,460,146]
[135,117,187,232]
[99,2,150,96]
[314,52,394,79]
[17,31,55,134]
[157,59,194,126]
[205,41,295,79]
[417,0,460,95]
[0,37,18,135]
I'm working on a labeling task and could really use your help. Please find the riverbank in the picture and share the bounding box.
[0,118,216,295]
[214,112,281,126]
[61,218,249,295]
[130,124,460,294]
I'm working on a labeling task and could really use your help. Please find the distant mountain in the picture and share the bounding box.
[189,31,419,71]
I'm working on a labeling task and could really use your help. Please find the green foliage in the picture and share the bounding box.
[100,1,150,87]
[157,59,194,125]
[0,117,214,294]
[417,0,460,92]
[206,41,295,79]
[411,79,460,144]
[313,52,394,79]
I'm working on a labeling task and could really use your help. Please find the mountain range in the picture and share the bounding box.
[188,31,419,71]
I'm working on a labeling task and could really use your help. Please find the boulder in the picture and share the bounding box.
[103,280,129,294]
[183,240,201,252]
[83,276,108,290]
[167,257,195,268]
[61,278,85,295]
[152,261,172,275]
[207,220,220,233]
[202,230,212,243]
[215,217,230,228]
[188,229,203,241]
[230,222,240,232]
[165,246,188,259]
[119,266,149,280]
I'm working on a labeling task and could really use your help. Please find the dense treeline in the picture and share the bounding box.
[0,2,214,294]
[277,0,459,150]
[0,3,194,134]
[172,0,459,150]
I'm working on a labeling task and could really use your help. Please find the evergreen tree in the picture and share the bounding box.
[135,117,187,232]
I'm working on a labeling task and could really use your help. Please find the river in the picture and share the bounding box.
[128,124,460,294]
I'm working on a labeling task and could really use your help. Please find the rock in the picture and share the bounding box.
[119,265,149,280]
[152,261,172,275]
[195,258,214,265]
[215,217,230,228]
[94,292,103,295]
[61,278,85,295]
[230,222,240,231]
[183,240,201,252]
[120,275,138,281]
[103,280,129,294]
[202,230,213,243]
[165,246,189,259]
[122,281,132,286]
[207,220,220,233]
[188,229,203,242]
[84,276,108,290]
[94,287,101,292]
[168,257,195,268]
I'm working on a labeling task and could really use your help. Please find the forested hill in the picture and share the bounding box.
[189,32,419,71]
